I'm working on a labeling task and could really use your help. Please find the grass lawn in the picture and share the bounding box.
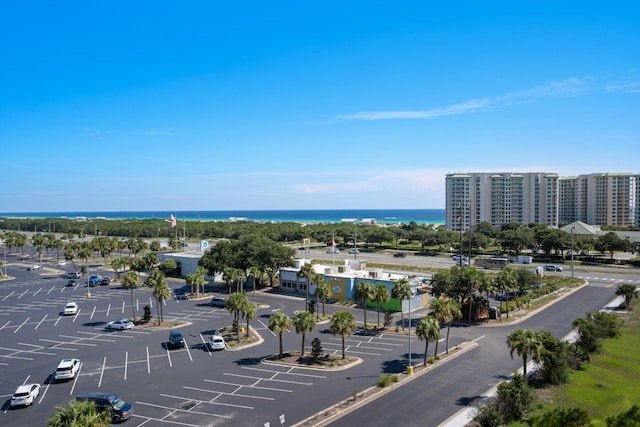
[536,308,640,426]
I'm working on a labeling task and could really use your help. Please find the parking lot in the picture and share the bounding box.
[0,256,459,426]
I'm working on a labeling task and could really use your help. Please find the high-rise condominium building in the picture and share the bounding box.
[559,173,638,227]
[445,172,559,231]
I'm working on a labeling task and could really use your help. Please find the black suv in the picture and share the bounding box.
[393,252,407,258]
[76,392,133,423]
[168,330,185,349]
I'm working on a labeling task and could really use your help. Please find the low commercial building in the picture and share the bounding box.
[279,258,431,311]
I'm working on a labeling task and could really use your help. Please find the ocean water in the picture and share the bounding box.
[0,209,445,225]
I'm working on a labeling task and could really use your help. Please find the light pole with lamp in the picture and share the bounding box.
[570,226,575,278]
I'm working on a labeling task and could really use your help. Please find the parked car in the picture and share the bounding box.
[27,265,42,271]
[207,330,225,351]
[66,280,78,287]
[76,392,133,423]
[393,252,407,258]
[544,265,563,272]
[65,271,81,279]
[57,261,67,266]
[348,249,360,254]
[210,297,227,308]
[55,358,81,381]
[168,330,185,349]
[327,248,340,254]
[88,275,101,287]
[63,302,78,316]
[107,319,134,330]
[101,276,112,285]
[10,383,40,407]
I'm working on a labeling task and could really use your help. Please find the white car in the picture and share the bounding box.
[544,265,563,272]
[207,330,226,351]
[107,319,134,330]
[10,383,40,407]
[63,302,78,316]
[54,358,81,381]
[28,265,42,271]
[57,261,67,266]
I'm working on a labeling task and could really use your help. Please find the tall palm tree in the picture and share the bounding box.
[297,263,315,312]
[315,281,331,318]
[310,273,325,319]
[293,311,316,357]
[392,279,412,331]
[122,270,140,321]
[430,299,461,355]
[616,283,639,309]
[146,269,169,324]
[242,300,257,339]
[354,281,374,328]
[415,317,440,366]
[506,328,542,380]
[226,292,249,343]
[495,267,518,319]
[268,312,291,359]
[373,284,390,327]
[330,310,356,359]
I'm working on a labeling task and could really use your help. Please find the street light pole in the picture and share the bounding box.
[407,298,413,374]
[571,226,575,278]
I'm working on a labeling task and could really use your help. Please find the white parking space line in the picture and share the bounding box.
[122,300,126,313]
[72,309,81,322]
[33,287,43,297]
[160,393,253,410]
[224,372,312,386]
[146,346,151,374]
[13,317,29,333]
[16,343,57,356]
[47,285,55,294]
[124,352,128,380]
[199,334,212,356]
[183,385,276,401]
[184,340,193,361]
[258,319,276,336]
[18,289,29,299]
[106,303,111,317]
[0,320,10,331]
[166,346,173,367]
[70,364,81,395]
[205,378,293,393]
[2,291,14,301]
[135,400,233,422]
[98,356,107,387]
[0,349,34,361]
[241,366,325,379]
[90,306,96,319]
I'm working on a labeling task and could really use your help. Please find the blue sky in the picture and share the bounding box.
[1,2,639,212]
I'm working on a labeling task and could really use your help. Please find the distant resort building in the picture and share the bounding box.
[279,258,431,312]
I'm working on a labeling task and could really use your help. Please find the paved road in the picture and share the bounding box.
[329,273,634,427]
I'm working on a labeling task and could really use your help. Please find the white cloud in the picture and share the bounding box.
[337,77,600,121]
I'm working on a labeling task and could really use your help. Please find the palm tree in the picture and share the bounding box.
[506,328,542,381]
[297,263,315,312]
[430,299,461,355]
[354,281,374,328]
[392,279,412,331]
[330,310,356,359]
[122,270,140,321]
[47,398,111,427]
[249,266,261,304]
[373,284,390,327]
[315,281,331,318]
[268,312,291,359]
[146,269,169,324]
[495,267,518,319]
[293,311,316,357]
[242,300,257,339]
[415,317,440,366]
[226,292,249,343]
[616,283,639,309]
[310,273,325,319]
[476,272,496,312]
[186,269,205,298]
